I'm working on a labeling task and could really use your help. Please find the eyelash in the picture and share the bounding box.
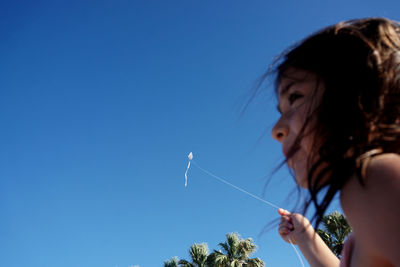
[288,93,303,105]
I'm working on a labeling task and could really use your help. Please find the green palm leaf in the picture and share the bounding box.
[177,259,194,267]
[208,233,265,267]
[189,243,209,267]
[164,257,179,267]
[317,211,352,257]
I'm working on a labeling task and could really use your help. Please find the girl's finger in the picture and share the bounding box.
[278,226,290,235]
[278,208,290,216]
[279,221,294,232]
[279,220,293,228]
[280,215,292,221]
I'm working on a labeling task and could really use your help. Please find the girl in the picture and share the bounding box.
[271,18,400,266]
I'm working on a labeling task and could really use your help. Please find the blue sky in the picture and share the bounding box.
[1,1,399,266]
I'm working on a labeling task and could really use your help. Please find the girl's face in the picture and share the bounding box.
[272,68,324,188]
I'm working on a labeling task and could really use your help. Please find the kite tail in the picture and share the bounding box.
[184,161,191,187]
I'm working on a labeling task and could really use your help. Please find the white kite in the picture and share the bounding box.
[184,152,193,187]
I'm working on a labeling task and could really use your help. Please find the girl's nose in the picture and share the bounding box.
[272,119,289,142]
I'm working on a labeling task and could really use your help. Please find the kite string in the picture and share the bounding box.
[190,160,305,267]
[288,238,305,267]
[192,161,280,210]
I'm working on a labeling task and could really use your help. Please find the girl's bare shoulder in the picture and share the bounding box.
[342,153,400,266]
[366,153,400,184]
[342,153,400,207]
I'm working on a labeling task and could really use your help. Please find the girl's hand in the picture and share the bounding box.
[278,208,314,245]
[278,209,340,267]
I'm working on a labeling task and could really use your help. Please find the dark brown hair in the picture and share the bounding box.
[273,18,400,226]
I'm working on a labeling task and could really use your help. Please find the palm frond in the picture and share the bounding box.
[164,256,179,267]
[189,243,209,267]
[178,259,194,267]
[238,238,257,257]
[246,257,265,267]
[226,233,240,258]
[208,250,228,267]
[168,233,265,267]
[318,211,352,257]
[218,242,230,255]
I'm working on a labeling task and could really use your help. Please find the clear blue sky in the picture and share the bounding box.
[1,1,399,266]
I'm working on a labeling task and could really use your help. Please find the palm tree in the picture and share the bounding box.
[164,257,179,267]
[207,233,264,267]
[178,243,209,267]
[317,211,352,257]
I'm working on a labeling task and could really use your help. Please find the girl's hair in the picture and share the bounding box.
[273,17,400,226]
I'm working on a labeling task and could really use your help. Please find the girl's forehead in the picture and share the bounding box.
[278,68,319,96]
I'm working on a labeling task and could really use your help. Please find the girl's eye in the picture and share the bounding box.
[288,93,303,105]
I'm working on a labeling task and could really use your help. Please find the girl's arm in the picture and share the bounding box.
[278,209,340,267]
[341,153,400,266]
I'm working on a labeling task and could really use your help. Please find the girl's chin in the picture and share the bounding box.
[289,153,316,189]
[292,167,309,188]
